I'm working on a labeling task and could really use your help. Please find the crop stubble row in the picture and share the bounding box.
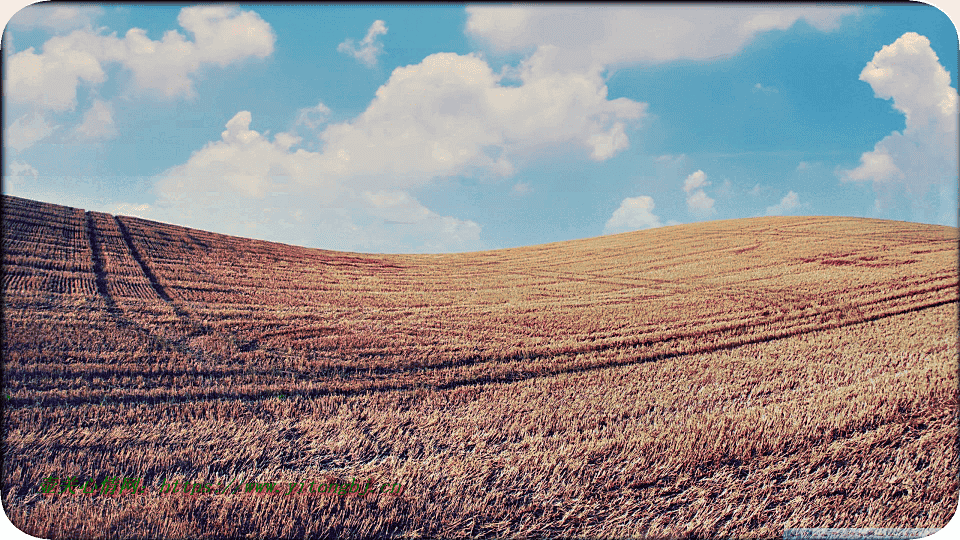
[2,194,957,538]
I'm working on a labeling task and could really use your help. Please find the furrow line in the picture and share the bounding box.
[8,296,955,409]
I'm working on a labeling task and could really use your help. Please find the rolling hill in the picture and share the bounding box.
[3,193,958,539]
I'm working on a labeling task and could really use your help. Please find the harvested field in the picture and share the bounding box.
[2,193,957,539]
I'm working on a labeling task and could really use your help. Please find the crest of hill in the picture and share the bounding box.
[3,194,955,269]
[4,194,957,339]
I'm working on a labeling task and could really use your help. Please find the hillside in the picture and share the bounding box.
[3,194,958,539]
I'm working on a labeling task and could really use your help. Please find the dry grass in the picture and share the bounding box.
[3,194,957,539]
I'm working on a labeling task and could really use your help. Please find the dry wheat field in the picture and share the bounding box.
[2,193,958,539]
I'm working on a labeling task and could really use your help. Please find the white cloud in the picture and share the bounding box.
[5,42,106,112]
[587,122,629,161]
[839,32,959,219]
[7,160,38,180]
[4,6,275,110]
[295,102,332,131]
[4,160,40,194]
[765,191,800,216]
[8,5,103,33]
[686,190,715,213]
[74,99,116,140]
[682,169,708,194]
[152,111,482,253]
[337,20,388,68]
[113,202,152,219]
[5,113,57,152]
[604,195,664,234]
[160,111,330,200]
[149,46,645,252]
[316,51,645,187]
[511,182,532,196]
[682,170,715,215]
[177,6,276,66]
[466,6,857,70]
[753,82,778,94]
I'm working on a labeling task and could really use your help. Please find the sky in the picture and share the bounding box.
[2,3,959,254]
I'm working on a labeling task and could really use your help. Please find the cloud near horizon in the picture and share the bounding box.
[682,170,716,216]
[149,46,646,251]
[604,196,664,234]
[765,191,801,216]
[839,32,959,222]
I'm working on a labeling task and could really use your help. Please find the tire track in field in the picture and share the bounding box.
[9,294,956,408]
[115,216,258,353]
[14,278,954,394]
[114,216,172,302]
[85,212,116,312]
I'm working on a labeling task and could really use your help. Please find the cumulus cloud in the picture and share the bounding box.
[682,170,715,215]
[839,32,959,219]
[8,4,103,33]
[466,6,857,70]
[159,110,329,200]
[338,20,388,68]
[152,44,644,251]
[5,42,106,112]
[5,113,58,152]
[765,191,801,216]
[604,195,664,234]
[152,111,482,253]
[587,122,629,161]
[316,51,645,187]
[686,190,716,213]
[5,6,275,110]
[74,99,116,140]
[682,170,708,194]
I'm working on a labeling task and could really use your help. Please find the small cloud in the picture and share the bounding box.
[682,169,709,194]
[796,161,810,171]
[338,20,388,68]
[511,182,532,195]
[765,191,800,216]
[749,183,772,197]
[74,100,116,141]
[753,82,778,94]
[8,160,39,178]
[113,202,152,219]
[682,170,715,215]
[604,195,664,234]
[686,190,715,212]
[6,160,40,192]
[295,102,331,131]
[717,178,733,198]
[5,113,58,152]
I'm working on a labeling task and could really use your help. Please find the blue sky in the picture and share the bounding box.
[3,3,958,253]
